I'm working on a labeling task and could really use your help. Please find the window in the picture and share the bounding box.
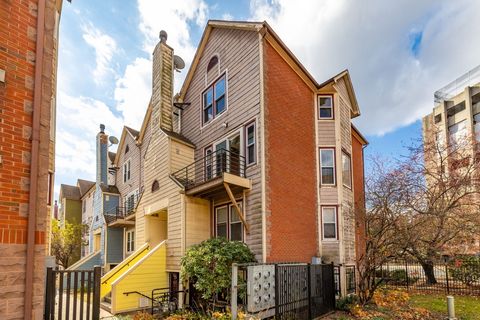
[47,172,53,205]
[207,56,218,72]
[342,151,352,189]
[215,203,244,241]
[447,102,466,117]
[434,114,442,123]
[204,147,213,180]
[82,199,86,213]
[322,207,337,240]
[123,159,131,183]
[125,145,129,154]
[126,230,135,253]
[474,113,480,142]
[124,190,138,213]
[449,120,467,147]
[246,122,256,165]
[318,95,333,119]
[202,75,227,124]
[320,149,335,185]
[151,180,160,192]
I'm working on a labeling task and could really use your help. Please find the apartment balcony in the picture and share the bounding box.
[104,206,135,227]
[171,148,251,198]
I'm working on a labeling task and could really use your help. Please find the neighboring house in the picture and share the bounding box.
[78,179,95,257]
[94,21,367,314]
[422,65,480,256]
[58,184,82,226]
[0,0,63,318]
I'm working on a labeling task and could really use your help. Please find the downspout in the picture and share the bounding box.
[25,0,46,318]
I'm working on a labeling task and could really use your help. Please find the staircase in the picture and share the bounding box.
[108,241,168,314]
[67,250,101,271]
[100,243,150,298]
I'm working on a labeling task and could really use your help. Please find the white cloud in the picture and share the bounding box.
[109,0,210,130]
[222,13,234,21]
[82,24,118,83]
[114,57,152,129]
[249,0,480,135]
[55,91,123,181]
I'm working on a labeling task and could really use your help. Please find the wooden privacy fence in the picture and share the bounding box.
[44,267,101,320]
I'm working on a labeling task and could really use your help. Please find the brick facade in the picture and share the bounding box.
[352,128,367,261]
[263,41,318,262]
[0,0,61,318]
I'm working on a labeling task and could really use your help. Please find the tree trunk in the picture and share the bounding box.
[420,261,437,284]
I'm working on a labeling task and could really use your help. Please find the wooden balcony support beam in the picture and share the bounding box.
[223,182,250,233]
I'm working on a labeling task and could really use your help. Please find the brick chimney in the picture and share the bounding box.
[151,30,174,132]
[96,124,108,185]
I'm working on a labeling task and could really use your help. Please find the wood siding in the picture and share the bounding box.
[115,131,142,206]
[180,27,263,259]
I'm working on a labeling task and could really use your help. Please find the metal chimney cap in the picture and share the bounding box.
[159,30,168,43]
[100,124,105,133]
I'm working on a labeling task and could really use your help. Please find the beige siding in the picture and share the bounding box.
[185,197,211,248]
[116,131,142,206]
[181,27,263,259]
[317,121,336,145]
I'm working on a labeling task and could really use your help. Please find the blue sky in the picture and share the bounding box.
[54,0,480,198]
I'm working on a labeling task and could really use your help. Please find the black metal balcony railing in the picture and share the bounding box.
[104,206,130,224]
[172,148,246,189]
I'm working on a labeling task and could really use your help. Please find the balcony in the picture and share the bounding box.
[171,148,251,198]
[104,206,135,227]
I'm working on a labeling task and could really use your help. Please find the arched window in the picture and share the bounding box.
[151,180,160,192]
[125,145,129,153]
[207,56,218,72]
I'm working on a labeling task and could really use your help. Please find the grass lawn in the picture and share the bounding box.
[410,294,480,320]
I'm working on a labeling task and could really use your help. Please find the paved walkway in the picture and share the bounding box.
[52,293,113,319]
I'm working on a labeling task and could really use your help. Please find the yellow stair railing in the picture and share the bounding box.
[100,243,150,298]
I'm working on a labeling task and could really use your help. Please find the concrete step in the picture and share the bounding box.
[100,300,112,313]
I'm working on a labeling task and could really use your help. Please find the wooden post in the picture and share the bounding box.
[92,266,101,320]
[223,182,250,233]
[231,263,238,320]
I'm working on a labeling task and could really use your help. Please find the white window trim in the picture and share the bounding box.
[321,206,338,241]
[215,205,228,239]
[123,158,131,183]
[245,122,256,166]
[320,148,336,186]
[342,151,352,189]
[318,95,334,120]
[215,202,244,242]
[200,70,229,129]
[126,229,135,253]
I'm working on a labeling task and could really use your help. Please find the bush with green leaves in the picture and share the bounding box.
[449,256,480,286]
[181,238,256,302]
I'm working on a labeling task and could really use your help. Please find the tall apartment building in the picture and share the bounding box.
[423,65,480,255]
[69,21,367,314]
[0,0,63,319]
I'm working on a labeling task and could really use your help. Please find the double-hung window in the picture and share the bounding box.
[320,149,335,185]
[342,151,352,189]
[322,207,337,240]
[215,203,244,241]
[203,75,227,124]
[318,95,333,119]
[246,122,256,165]
[123,159,131,183]
[126,230,135,253]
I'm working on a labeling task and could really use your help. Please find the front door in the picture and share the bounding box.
[213,131,242,176]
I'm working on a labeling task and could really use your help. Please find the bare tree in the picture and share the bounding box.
[363,132,480,285]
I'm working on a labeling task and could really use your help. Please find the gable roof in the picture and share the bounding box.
[59,184,81,201]
[77,179,95,197]
[114,125,140,166]
[177,20,361,118]
[318,70,361,118]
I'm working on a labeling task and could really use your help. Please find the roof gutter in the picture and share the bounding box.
[24,0,46,318]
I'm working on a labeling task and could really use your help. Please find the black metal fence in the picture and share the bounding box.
[172,148,246,189]
[379,259,480,295]
[44,267,101,320]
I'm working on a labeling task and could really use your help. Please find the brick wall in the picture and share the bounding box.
[0,0,59,318]
[263,41,318,262]
[351,129,366,261]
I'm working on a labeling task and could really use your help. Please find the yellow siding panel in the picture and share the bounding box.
[185,196,211,248]
[100,243,150,298]
[111,241,168,314]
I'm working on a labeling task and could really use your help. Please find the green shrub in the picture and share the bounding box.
[181,238,256,302]
[449,256,480,286]
[336,294,358,311]
[375,268,419,285]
